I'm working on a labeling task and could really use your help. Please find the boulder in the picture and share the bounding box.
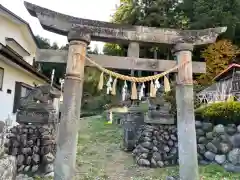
[195,121,202,128]
[219,134,231,143]
[228,148,240,165]
[226,124,237,135]
[230,134,240,148]
[44,163,54,174]
[141,141,153,149]
[198,137,207,144]
[136,145,149,153]
[143,137,152,142]
[138,153,148,159]
[215,154,226,164]
[157,160,164,168]
[0,155,17,180]
[196,129,205,136]
[152,152,162,161]
[197,144,206,154]
[170,134,177,141]
[198,153,203,160]
[151,158,157,168]
[219,143,231,154]
[202,122,213,132]
[153,146,158,152]
[204,151,216,161]
[199,160,210,165]
[137,158,150,167]
[0,121,5,133]
[206,142,218,153]
[224,163,240,173]
[237,125,240,133]
[166,176,179,180]
[206,132,214,140]
[213,124,225,134]
[45,172,54,177]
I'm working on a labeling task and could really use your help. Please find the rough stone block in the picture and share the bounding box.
[0,155,17,180]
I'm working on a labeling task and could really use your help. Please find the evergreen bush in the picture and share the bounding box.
[195,101,240,124]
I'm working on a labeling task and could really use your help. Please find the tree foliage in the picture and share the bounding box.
[104,0,240,61]
[103,43,125,56]
[103,0,189,57]
[182,0,240,42]
[197,40,240,85]
[112,0,141,25]
[35,35,52,49]
[195,101,240,125]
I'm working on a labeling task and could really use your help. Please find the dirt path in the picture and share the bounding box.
[75,116,170,180]
[104,149,135,180]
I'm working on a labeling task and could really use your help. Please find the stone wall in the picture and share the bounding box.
[132,124,178,167]
[0,154,17,180]
[0,120,5,155]
[0,120,17,180]
[196,121,240,172]
[4,124,57,178]
[132,122,240,173]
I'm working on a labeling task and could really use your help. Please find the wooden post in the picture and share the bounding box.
[173,43,199,180]
[54,30,90,180]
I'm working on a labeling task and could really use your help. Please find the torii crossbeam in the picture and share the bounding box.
[35,49,206,73]
[24,1,226,180]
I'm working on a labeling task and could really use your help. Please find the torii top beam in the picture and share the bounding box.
[24,2,227,45]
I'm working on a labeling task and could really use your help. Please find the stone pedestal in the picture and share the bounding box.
[123,105,144,151]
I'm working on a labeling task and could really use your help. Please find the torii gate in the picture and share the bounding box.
[24,2,226,180]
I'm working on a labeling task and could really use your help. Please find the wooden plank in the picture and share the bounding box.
[36,49,206,73]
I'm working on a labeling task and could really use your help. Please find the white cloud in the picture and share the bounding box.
[0,0,120,52]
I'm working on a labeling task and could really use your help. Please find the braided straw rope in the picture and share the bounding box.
[84,55,189,83]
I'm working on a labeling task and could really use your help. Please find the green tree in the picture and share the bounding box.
[103,0,181,57]
[112,0,141,25]
[179,0,240,43]
[51,42,59,50]
[103,43,125,56]
[35,35,52,49]
[197,40,240,85]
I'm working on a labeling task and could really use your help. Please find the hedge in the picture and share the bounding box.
[195,101,240,125]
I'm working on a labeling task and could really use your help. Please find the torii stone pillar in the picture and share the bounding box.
[54,30,90,180]
[128,42,139,77]
[128,42,140,102]
[173,43,199,180]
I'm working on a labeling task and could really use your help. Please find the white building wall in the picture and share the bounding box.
[0,59,46,126]
[0,14,36,65]
[0,8,60,127]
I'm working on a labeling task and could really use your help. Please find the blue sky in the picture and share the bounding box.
[1,0,120,52]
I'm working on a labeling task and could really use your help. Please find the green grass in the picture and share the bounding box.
[75,116,240,180]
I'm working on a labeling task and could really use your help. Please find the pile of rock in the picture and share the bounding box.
[0,154,17,180]
[4,124,56,177]
[196,121,240,172]
[132,124,178,167]
[0,121,5,155]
